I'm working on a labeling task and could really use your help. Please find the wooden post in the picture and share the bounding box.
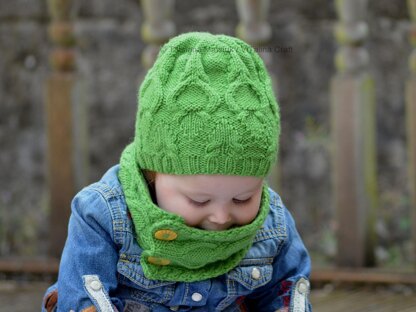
[406,0,416,268]
[235,0,272,62]
[235,0,280,191]
[46,0,87,258]
[331,0,377,267]
[140,0,176,69]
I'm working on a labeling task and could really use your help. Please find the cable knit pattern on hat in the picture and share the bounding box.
[135,32,280,176]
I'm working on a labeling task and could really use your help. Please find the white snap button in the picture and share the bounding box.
[191,292,203,302]
[90,280,102,291]
[251,267,261,280]
[298,280,309,294]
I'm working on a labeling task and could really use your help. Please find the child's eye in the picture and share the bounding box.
[233,198,251,204]
[188,198,210,207]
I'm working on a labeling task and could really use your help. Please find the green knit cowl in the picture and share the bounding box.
[118,143,270,282]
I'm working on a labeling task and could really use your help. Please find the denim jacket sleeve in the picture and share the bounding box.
[243,205,311,312]
[56,186,120,311]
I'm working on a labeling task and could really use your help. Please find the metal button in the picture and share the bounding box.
[154,229,178,241]
[90,280,102,291]
[251,267,261,280]
[170,306,179,311]
[298,280,309,294]
[148,256,171,266]
[191,292,203,302]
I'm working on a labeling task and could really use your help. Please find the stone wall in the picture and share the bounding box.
[0,0,412,267]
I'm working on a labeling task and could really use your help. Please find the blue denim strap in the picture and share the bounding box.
[83,275,115,312]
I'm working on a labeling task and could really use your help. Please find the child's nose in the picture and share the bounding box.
[208,207,232,225]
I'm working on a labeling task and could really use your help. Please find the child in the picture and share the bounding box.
[42,32,311,312]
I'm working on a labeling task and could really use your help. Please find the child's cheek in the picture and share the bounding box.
[155,186,176,212]
[176,202,201,227]
[156,187,195,222]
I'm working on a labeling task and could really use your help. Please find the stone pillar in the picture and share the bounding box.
[235,0,280,191]
[46,0,87,258]
[140,0,176,69]
[331,0,377,267]
[406,0,416,268]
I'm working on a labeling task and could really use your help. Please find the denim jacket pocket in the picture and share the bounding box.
[228,264,273,291]
[117,253,176,305]
[217,264,273,311]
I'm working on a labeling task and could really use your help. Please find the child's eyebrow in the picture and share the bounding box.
[235,187,262,197]
[182,190,213,197]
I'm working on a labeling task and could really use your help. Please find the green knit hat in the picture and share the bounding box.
[135,32,280,177]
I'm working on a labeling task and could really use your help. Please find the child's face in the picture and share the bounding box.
[154,173,263,231]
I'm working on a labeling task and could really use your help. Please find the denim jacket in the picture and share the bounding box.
[42,165,311,312]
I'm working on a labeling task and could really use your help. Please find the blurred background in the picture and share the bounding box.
[1,0,416,310]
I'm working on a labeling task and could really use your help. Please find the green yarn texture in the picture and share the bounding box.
[135,32,280,177]
[118,144,271,282]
